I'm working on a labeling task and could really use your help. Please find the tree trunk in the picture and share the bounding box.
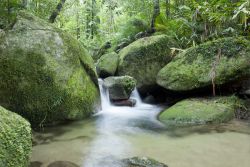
[49,0,66,23]
[86,7,90,38]
[7,0,11,24]
[166,0,170,18]
[35,0,39,12]
[90,0,95,39]
[76,12,80,39]
[243,17,250,35]
[150,0,160,33]
[22,0,27,9]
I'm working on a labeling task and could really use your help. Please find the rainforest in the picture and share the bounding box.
[0,0,250,167]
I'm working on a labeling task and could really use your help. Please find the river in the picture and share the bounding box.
[31,79,250,167]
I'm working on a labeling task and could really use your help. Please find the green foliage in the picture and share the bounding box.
[1,0,248,59]
[0,0,23,29]
[26,0,58,20]
[154,0,250,48]
[112,17,149,46]
[155,14,193,48]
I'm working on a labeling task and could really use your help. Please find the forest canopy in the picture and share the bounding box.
[0,0,249,53]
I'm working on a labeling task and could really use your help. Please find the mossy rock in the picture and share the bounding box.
[117,35,178,94]
[122,157,168,167]
[0,11,100,127]
[0,106,32,167]
[103,76,136,101]
[159,96,241,126]
[96,52,119,78]
[157,37,250,91]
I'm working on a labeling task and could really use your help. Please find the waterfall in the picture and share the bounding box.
[83,79,164,167]
[98,78,143,109]
[98,79,111,109]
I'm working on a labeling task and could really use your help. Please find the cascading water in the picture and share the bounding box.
[83,79,164,167]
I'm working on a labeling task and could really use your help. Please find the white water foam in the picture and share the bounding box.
[83,79,164,167]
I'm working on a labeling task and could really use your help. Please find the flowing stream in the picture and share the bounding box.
[83,79,164,167]
[31,79,250,167]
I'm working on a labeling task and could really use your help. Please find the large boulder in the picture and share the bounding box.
[103,76,136,101]
[0,12,100,127]
[157,37,250,92]
[96,52,119,78]
[159,97,240,126]
[0,106,32,167]
[117,35,178,94]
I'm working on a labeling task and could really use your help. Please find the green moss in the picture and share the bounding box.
[117,35,178,92]
[0,11,100,127]
[58,30,99,87]
[0,106,32,167]
[66,68,99,119]
[157,37,250,91]
[159,96,240,127]
[103,76,136,100]
[96,52,119,78]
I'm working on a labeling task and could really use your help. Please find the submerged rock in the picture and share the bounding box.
[103,76,136,101]
[112,99,137,107]
[92,156,168,167]
[159,96,240,126]
[117,35,178,94]
[96,52,119,78]
[122,157,168,167]
[47,161,79,167]
[29,161,43,167]
[157,37,250,92]
[0,106,32,167]
[0,12,100,127]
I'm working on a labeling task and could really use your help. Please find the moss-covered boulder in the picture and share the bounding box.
[103,76,136,101]
[122,157,168,167]
[0,106,32,167]
[96,52,119,78]
[117,35,178,94]
[157,37,250,91]
[0,11,100,127]
[159,97,240,126]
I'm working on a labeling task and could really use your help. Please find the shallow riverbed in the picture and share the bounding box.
[31,81,250,167]
[31,118,250,167]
